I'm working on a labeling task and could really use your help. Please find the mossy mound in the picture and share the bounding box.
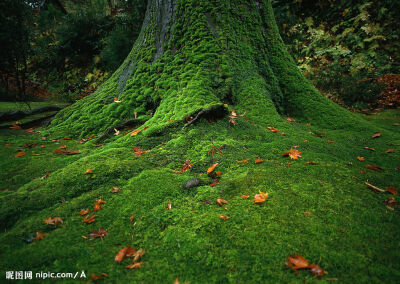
[1,109,399,283]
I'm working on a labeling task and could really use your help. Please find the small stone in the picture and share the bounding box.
[183,178,203,189]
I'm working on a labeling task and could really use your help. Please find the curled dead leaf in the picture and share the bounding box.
[34,231,48,241]
[85,169,93,174]
[130,129,141,136]
[241,195,250,199]
[255,159,264,164]
[308,264,328,279]
[385,186,397,195]
[115,247,128,264]
[82,215,96,224]
[217,199,228,206]
[357,156,365,161]
[284,255,309,273]
[43,217,63,226]
[15,151,26,158]
[267,126,280,133]
[366,164,384,172]
[372,132,381,138]
[283,148,302,160]
[79,209,89,215]
[386,148,395,153]
[237,159,249,164]
[207,163,219,174]
[111,186,121,193]
[219,215,230,220]
[125,261,144,269]
[363,147,375,151]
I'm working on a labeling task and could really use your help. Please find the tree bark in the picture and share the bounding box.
[49,0,364,138]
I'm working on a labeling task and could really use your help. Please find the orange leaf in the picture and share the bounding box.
[386,148,395,153]
[285,255,309,273]
[372,132,381,138]
[286,117,295,122]
[15,152,26,158]
[219,215,230,220]
[357,156,365,161]
[95,199,106,205]
[115,247,128,264]
[79,209,89,215]
[9,125,22,130]
[253,192,268,203]
[267,126,280,133]
[327,140,336,143]
[237,159,249,164]
[43,217,63,225]
[255,159,264,164]
[308,264,328,279]
[130,129,141,136]
[54,149,80,155]
[207,163,219,174]
[133,146,149,157]
[385,197,398,208]
[82,215,96,224]
[85,169,93,174]
[386,186,398,195]
[363,147,375,151]
[58,145,67,149]
[125,261,144,269]
[126,246,137,257]
[90,273,103,281]
[217,199,228,206]
[283,148,302,160]
[166,202,172,210]
[88,227,108,240]
[62,137,71,140]
[34,231,48,241]
[366,164,384,172]
[209,180,220,187]
[93,204,102,212]
[241,195,250,199]
[132,248,145,262]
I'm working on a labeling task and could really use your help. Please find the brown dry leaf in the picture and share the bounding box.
[385,197,398,208]
[237,159,249,164]
[366,164,384,172]
[327,140,336,143]
[96,199,106,205]
[43,217,63,226]
[90,273,103,281]
[93,204,102,212]
[126,261,144,269]
[255,159,264,164]
[357,156,365,161]
[54,149,80,155]
[386,186,398,195]
[303,211,312,216]
[15,151,26,158]
[285,255,309,273]
[34,231,48,241]
[9,125,22,130]
[115,247,128,264]
[283,148,302,160]
[174,160,192,173]
[217,199,228,206]
[363,147,375,151]
[286,117,296,122]
[365,182,385,193]
[79,209,89,215]
[312,132,324,138]
[82,215,96,224]
[85,169,93,174]
[219,215,230,220]
[207,163,219,174]
[372,132,381,138]
[166,202,172,210]
[267,126,280,133]
[308,264,328,279]
[58,145,67,149]
[133,146,149,157]
[111,186,121,193]
[88,227,108,240]
[386,148,395,153]
[209,180,220,187]
[130,129,141,136]
[132,249,145,262]
[126,246,137,257]
[241,195,250,199]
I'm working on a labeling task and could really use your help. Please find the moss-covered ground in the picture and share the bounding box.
[1,104,399,283]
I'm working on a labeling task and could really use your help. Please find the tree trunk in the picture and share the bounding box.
[49,0,365,138]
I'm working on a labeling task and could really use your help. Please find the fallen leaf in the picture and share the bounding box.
[207,163,219,174]
[357,156,365,161]
[9,125,22,130]
[85,169,93,174]
[209,180,220,187]
[88,227,108,240]
[327,140,336,143]
[303,211,312,216]
[285,255,309,273]
[217,199,228,206]
[79,209,89,215]
[174,160,192,173]
[237,159,249,164]
[219,215,230,220]
[253,192,268,203]
[166,202,172,210]
[93,204,102,212]
[58,145,67,149]
[255,159,264,164]
[96,199,106,205]
[365,182,385,193]
[113,97,121,103]
[385,186,398,195]
[132,248,145,262]
[34,231,48,241]
[286,117,295,122]
[308,264,328,279]
[54,149,80,155]
[283,148,302,160]
[366,165,384,172]
[15,152,26,158]
[111,186,121,193]
[312,132,324,138]
[130,129,141,136]
[82,215,96,224]
[126,261,144,269]
[267,126,280,133]
[133,146,149,156]
[91,273,103,281]
[43,217,63,226]
[114,128,120,136]
[386,148,395,153]
[385,197,398,208]
[241,195,250,199]
[115,247,128,264]
[363,147,375,151]
[372,132,381,138]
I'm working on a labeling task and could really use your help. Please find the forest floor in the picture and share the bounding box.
[0,102,399,283]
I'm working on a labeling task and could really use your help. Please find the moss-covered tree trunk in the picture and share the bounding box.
[49,0,361,138]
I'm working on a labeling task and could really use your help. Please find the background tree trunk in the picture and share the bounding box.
[49,0,365,138]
